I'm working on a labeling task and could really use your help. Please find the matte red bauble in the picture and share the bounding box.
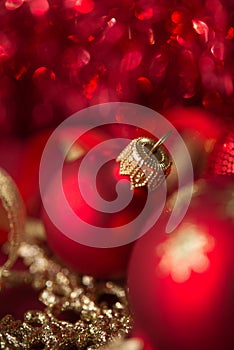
[128,176,234,350]
[41,147,153,279]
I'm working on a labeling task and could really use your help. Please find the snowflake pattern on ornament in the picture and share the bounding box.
[156,223,215,283]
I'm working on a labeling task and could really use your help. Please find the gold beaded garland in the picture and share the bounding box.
[0,217,132,349]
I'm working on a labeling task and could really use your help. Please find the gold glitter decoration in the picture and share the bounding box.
[0,218,132,350]
[116,134,172,192]
[0,168,26,280]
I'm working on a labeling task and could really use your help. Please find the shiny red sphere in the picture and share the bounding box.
[41,147,149,279]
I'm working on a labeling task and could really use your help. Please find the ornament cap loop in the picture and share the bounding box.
[150,130,172,153]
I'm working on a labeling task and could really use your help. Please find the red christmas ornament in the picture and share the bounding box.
[41,141,154,279]
[128,175,234,350]
[207,127,234,175]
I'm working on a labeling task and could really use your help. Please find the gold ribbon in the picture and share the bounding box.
[0,168,25,280]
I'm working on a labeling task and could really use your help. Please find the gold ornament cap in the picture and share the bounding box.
[116,131,172,192]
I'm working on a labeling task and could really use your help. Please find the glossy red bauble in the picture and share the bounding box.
[41,142,152,279]
[128,176,234,350]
